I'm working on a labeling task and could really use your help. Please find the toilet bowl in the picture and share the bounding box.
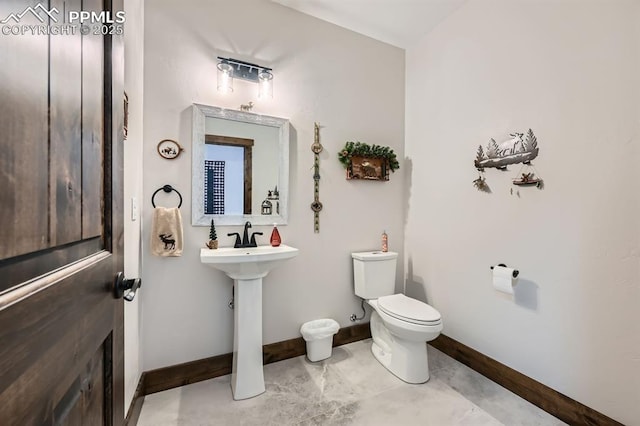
[352,251,443,384]
[368,295,442,383]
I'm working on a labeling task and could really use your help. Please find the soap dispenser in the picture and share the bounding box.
[270,224,281,247]
[381,230,388,252]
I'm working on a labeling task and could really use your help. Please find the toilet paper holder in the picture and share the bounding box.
[490,263,519,278]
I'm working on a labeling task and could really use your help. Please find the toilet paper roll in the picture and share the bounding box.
[492,265,518,294]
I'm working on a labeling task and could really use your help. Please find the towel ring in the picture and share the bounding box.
[151,184,182,208]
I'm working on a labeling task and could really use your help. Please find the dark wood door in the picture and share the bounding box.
[0,0,125,424]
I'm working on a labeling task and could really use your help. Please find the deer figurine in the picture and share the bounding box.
[240,101,254,111]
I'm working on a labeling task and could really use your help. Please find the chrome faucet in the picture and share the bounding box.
[228,221,262,248]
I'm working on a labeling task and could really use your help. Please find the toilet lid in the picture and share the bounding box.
[378,294,441,325]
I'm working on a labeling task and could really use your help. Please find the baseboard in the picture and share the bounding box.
[124,372,146,426]
[429,334,623,426]
[333,322,372,346]
[143,352,234,395]
[141,322,371,396]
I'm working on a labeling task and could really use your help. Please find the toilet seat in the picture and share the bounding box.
[377,294,441,326]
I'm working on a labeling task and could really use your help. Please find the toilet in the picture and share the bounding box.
[352,250,442,384]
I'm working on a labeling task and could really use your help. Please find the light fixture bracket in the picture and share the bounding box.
[217,57,272,83]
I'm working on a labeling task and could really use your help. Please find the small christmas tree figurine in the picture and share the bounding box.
[206,219,218,249]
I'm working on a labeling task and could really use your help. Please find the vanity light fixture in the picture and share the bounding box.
[217,57,274,98]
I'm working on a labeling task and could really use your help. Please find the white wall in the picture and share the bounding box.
[123,0,144,410]
[405,0,640,424]
[142,0,405,371]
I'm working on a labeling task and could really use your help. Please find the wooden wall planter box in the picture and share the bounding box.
[346,156,389,181]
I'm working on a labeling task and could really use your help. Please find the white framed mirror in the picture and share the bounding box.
[192,104,289,226]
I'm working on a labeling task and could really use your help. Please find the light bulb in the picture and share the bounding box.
[258,70,273,99]
[217,62,234,93]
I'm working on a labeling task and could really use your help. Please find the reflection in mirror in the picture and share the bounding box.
[205,134,253,215]
[192,104,289,226]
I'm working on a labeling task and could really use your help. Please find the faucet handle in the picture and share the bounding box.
[249,232,263,247]
[227,232,241,248]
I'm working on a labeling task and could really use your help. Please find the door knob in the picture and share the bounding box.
[114,272,142,301]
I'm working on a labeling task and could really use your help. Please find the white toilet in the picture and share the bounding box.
[352,250,442,384]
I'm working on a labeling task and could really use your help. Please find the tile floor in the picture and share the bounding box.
[137,339,566,425]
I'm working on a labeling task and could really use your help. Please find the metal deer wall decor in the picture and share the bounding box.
[473,129,543,191]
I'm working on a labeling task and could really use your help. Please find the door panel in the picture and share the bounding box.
[0,0,125,424]
[56,342,108,425]
[53,346,105,426]
[82,0,106,240]
[0,0,49,260]
[50,0,83,246]
[0,256,115,424]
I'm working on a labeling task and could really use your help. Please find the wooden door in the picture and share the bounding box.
[0,0,125,424]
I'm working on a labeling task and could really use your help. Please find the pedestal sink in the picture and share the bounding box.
[200,245,299,400]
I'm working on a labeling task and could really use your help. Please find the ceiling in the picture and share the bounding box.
[272,0,467,49]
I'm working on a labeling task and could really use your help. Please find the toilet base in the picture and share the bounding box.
[370,311,431,384]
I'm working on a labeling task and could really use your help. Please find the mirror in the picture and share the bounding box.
[192,104,289,226]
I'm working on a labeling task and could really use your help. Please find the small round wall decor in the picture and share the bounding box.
[157,139,184,159]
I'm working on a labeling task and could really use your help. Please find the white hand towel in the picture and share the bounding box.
[151,207,183,257]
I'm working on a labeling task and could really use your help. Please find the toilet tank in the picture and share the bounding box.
[352,251,398,299]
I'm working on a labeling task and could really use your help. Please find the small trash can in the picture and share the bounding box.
[300,318,340,362]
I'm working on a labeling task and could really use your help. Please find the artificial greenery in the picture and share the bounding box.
[209,219,217,240]
[338,141,400,172]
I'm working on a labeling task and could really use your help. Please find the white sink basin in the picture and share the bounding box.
[200,244,299,279]
[200,244,299,400]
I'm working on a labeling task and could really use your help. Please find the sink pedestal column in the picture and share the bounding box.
[200,246,299,400]
[231,277,265,400]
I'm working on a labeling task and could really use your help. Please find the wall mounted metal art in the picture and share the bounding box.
[473,129,543,191]
[310,122,323,233]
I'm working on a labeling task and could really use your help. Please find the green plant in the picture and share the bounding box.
[209,219,217,240]
[338,141,400,172]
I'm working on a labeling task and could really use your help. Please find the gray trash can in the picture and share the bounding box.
[300,319,340,362]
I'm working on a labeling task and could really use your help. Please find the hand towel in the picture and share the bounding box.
[151,207,183,257]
